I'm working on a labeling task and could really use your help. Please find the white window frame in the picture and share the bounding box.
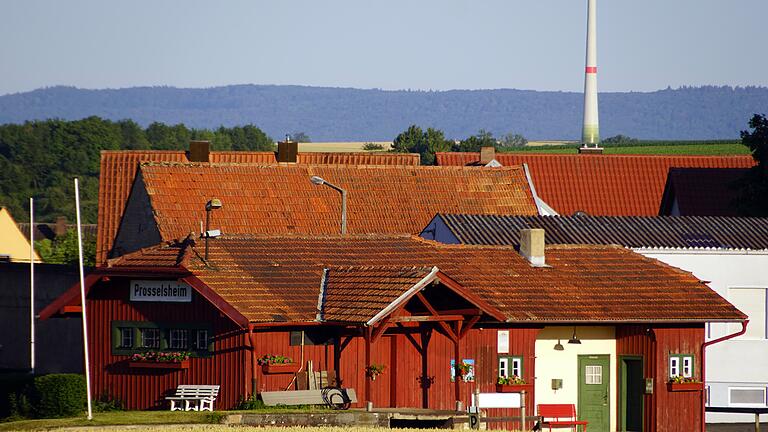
[728,386,768,408]
[669,354,694,378]
[669,356,680,378]
[169,329,188,349]
[498,356,523,378]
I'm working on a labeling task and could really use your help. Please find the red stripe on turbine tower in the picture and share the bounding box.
[585,66,597,74]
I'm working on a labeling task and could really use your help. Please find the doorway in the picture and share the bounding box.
[619,356,644,432]
[578,355,610,432]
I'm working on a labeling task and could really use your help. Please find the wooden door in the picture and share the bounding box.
[578,355,610,432]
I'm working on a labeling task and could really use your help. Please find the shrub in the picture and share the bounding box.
[235,393,267,410]
[32,374,86,418]
[362,142,384,151]
[94,391,123,412]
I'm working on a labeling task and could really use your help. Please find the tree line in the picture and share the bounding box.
[0,117,274,225]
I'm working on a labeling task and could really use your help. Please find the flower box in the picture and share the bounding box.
[129,360,189,370]
[667,382,704,392]
[496,383,533,393]
[262,363,301,374]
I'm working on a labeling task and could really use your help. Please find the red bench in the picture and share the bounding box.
[537,404,588,432]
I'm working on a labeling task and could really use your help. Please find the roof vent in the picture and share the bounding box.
[578,146,603,155]
[519,228,546,267]
[277,136,298,163]
[189,140,211,162]
[480,146,496,164]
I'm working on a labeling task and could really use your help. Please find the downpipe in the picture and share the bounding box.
[700,320,748,432]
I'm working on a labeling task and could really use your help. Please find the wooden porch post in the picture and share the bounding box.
[454,321,463,406]
[365,326,372,405]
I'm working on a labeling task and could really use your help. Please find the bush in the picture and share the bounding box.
[32,374,86,418]
[235,393,266,410]
[94,391,123,412]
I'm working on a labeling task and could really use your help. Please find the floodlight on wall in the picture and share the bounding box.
[554,339,565,351]
[309,176,347,235]
[568,327,582,345]
[204,198,222,261]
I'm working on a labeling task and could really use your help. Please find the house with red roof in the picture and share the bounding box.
[435,148,755,217]
[41,233,744,432]
[39,153,748,431]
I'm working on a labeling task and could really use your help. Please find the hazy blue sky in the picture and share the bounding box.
[1,0,765,96]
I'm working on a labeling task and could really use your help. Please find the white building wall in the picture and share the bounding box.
[534,326,617,432]
[638,250,768,424]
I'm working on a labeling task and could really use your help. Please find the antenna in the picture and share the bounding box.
[581,0,600,148]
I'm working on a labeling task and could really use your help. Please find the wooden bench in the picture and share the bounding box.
[166,384,220,411]
[537,404,588,432]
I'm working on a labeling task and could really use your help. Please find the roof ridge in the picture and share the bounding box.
[138,161,525,171]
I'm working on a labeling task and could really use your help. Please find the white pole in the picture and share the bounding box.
[29,198,35,375]
[581,0,600,147]
[74,178,93,420]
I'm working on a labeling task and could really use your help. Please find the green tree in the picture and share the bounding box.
[35,229,96,266]
[392,125,452,165]
[601,134,638,145]
[290,132,311,142]
[498,133,528,149]
[454,129,497,152]
[735,114,768,216]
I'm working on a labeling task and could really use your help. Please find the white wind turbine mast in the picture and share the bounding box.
[581,0,600,148]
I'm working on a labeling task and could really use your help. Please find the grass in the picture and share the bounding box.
[49,427,450,432]
[0,411,216,431]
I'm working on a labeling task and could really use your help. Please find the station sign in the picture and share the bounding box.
[129,280,192,302]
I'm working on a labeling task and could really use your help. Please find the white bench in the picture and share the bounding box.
[166,384,220,411]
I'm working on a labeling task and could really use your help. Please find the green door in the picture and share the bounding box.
[578,355,610,432]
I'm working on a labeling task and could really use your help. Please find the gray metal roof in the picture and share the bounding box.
[430,214,768,250]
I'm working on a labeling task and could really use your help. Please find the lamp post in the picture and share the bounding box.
[310,176,347,235]
[204,198,222,260]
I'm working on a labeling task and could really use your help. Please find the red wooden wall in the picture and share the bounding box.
[87,279,248,410]
[617,325,705,432]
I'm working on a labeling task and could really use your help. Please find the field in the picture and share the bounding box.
[512,140,749,156]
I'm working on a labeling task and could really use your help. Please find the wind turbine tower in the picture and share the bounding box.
[581,0,600,149]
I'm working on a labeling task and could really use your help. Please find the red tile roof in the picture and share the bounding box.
[659,168,749,216]
[435,152,755,216]
[97,150,420,263]
[321,266,435,323]
[133,163,537,246]
[106,235,745,324]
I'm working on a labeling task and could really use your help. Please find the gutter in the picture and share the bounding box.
[700,319,749,432]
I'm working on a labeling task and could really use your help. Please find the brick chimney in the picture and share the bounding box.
[519,228,545,267]
[54,216,67,237]
[189,140,211,162]
[277,135,298,163]
[480,146,496,165]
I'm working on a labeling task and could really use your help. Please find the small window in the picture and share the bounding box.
[669,354,694,378]
[141,328,160,348]
[498,356,523,378]
[169,329,188,349]
[119,328,133,348]
[585,365,602,385]
[195,330,209,350]
[729,387,767,407]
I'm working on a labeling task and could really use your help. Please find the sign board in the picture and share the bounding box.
[130,280,192,302]
[472,392,521,409]
[497,330,509,353]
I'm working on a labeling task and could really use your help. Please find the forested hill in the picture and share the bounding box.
[1,85,766,141]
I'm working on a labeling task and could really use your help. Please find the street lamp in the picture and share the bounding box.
[204,198,222,261]
[310,176,347,235]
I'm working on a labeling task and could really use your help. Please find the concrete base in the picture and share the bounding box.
[224,409,461,428]
[578,146,604,154]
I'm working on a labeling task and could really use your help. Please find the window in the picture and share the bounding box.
[669,354,694,378]
[728,288,767,339]
[119,328,133,348]
[498,356,523,378]
[729,387,767,407]
[169,329,188,349]
[141,328,160,348]
[585,365,602,385]
[111,321,213,356]
[195,330,209,350]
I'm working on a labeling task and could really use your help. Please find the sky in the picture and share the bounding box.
[1,0,766,96]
